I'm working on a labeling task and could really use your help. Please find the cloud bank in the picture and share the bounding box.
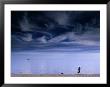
[11,11,100,51]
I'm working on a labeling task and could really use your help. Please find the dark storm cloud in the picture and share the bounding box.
[11,11,100,51]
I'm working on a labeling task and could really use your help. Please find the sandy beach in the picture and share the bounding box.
[11,73,100,77]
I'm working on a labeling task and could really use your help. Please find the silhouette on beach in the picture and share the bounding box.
[77,67,80,74]
[61,73,64,75]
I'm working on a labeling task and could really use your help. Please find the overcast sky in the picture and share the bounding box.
[11,11,100,52]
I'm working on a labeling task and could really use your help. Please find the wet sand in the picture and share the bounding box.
[11,73,100,77]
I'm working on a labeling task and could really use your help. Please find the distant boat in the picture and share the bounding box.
[26,58,30,60]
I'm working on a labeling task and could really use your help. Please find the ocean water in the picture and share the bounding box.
[11,50,100,75]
